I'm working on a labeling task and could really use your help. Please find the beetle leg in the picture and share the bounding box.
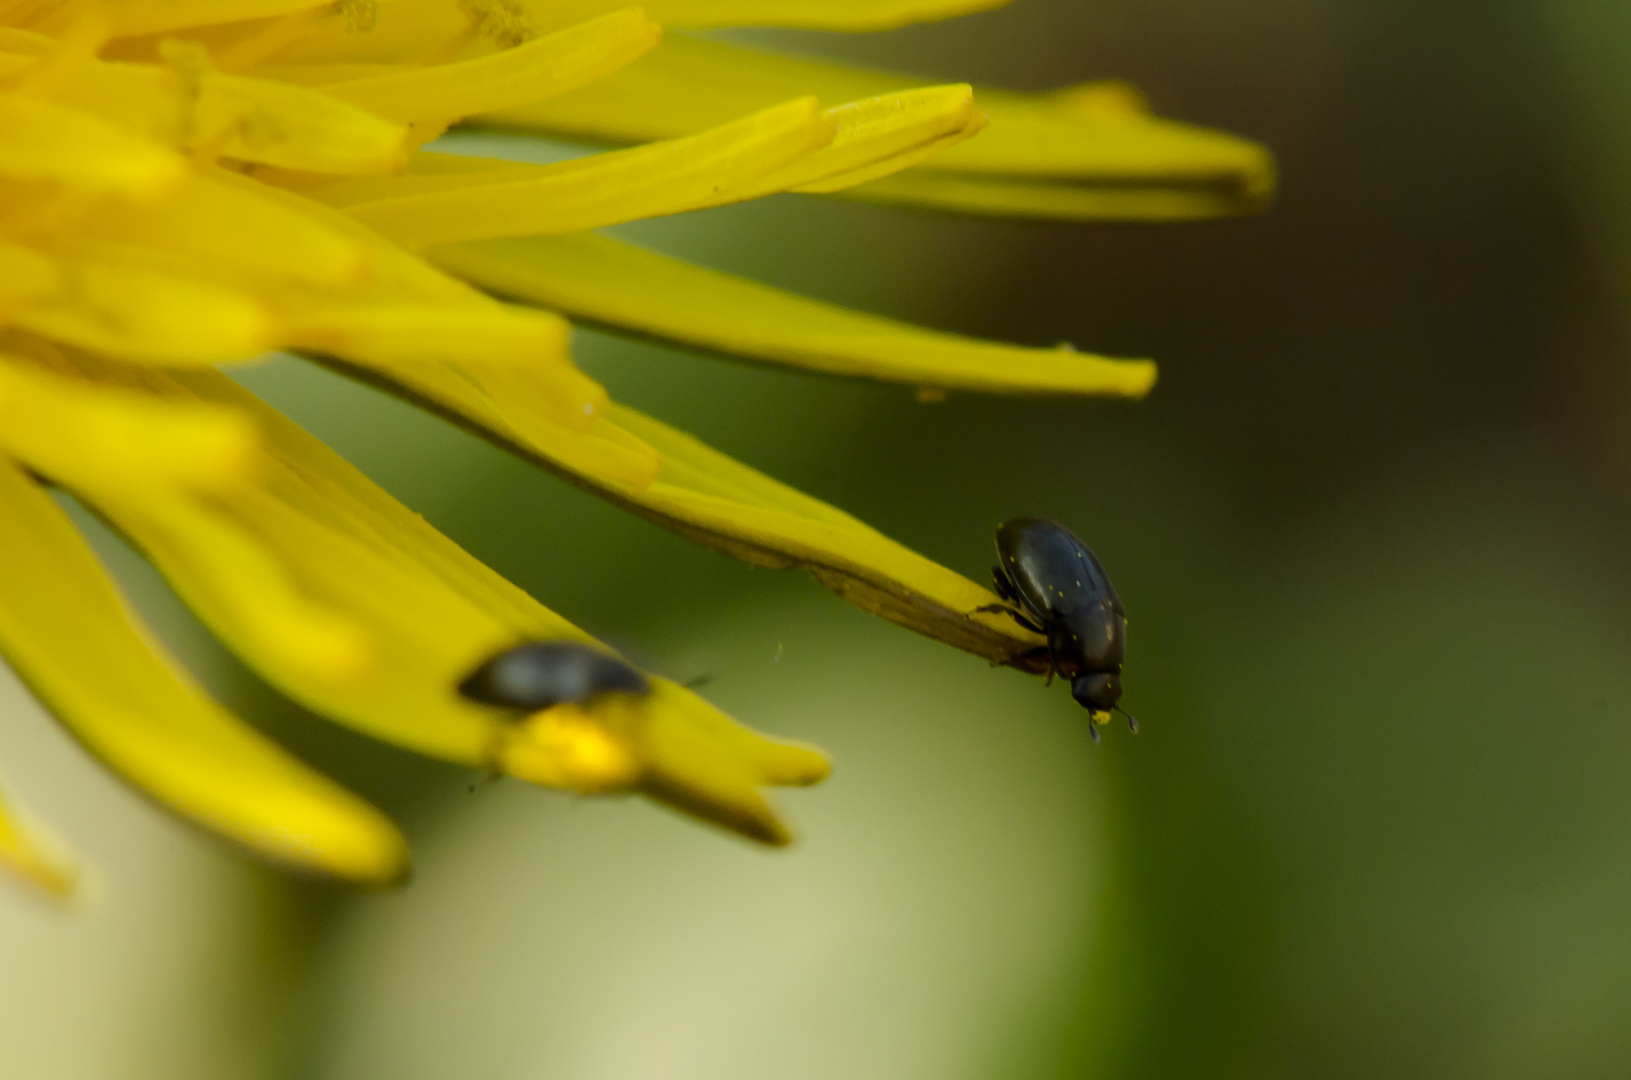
[991,565,1021,603]
[970,602,1046,635]
[1043,639,1062,687]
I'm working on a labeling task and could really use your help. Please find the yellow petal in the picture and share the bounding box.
[10,254,272,364]
[0,455,408,883]
[322,343,1045,666]
[88,492,377,687]
[206,166,504,303]
[318,347,657,485]
[256,0,471,66]
[843,169,1272,221]
[262,0,1007,65]
[434,232,1158,397]
[0,90,186,197]
[0,51,408,174]
[119,365,827,844]
[322,8,662,124]
[719,83,981,200]
[479,36,1274,219]
[0,238,62,313]
[498,0,1008,34]
[0,354,260,494]
[625,680,830,845]
[97,0,333,38]
[0,28,54,56]
[794,107,985,193]
[604,402,1047,668]
[0,781,78,899]
[496,680,830,845]
[74,166,367,288]
[279,297,572,371]
[425,84,977,224]
[641,0,1008,30]
[848,79,1275,219]
[319,96,835,246]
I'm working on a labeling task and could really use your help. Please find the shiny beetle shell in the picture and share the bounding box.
[991,518,1129,718]
[458,641,649,712]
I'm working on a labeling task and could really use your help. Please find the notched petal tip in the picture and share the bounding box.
[494,674,830,846]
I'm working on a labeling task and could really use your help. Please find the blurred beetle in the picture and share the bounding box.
[458,641,649,712]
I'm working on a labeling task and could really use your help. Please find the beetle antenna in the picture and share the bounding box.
[1114,705,1139,734]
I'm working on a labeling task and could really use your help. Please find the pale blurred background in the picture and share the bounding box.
[6,1,1631,1077]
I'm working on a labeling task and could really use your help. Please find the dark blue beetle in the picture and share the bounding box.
[458,641,649,712]
[975,517,1135,738]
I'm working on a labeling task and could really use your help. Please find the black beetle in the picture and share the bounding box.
[458,641,649,712]
[974,517,1135,739]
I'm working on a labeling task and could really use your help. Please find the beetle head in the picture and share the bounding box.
[1071,671,1122,712]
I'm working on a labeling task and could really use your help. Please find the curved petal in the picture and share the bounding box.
[713,83,982,201]
[99,0,332,38]
[638,0,1010,31]
[0,354,260,495]
[0,90,185,196]
[315,96,835,246]
[322,8,662,124]
[433,232,1158,397]
[600,402,1048,670]
[0,455,409,883]
[37,356,829,844]
[74,168,368,288]
[478,36,1274,220]
[310,347,1049,669]
[87,493,376,688]
[0,50,408,174]
[9,255,274,364]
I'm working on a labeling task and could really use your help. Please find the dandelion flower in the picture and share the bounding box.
[0,0,1272,897]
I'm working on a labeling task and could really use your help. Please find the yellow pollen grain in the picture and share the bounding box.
[499,704,641,792]
[340,0,379,34]
[458,0,533,46]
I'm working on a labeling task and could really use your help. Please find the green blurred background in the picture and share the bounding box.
[6,0,1631,1076]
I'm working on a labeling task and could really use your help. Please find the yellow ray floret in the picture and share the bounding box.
[479,35,1274,220]
[74,168,368,287]
[434,233,1158,398]
[314,96,836,247]
[0,455,408,882]
[0,43,407,174]
[92,0,337,39]
[7,252,274,364]
[0,781,77,899]
[320,8,662,125]
[520,0,1011,34]
[21,356,828,843]
[0,353,259,494]
[318,349,1048,669]
[0,239,63,313]
[0,0,1268,881]
[260,0,1006,66]
[600,403,1047,669]
[314,83,980,248]
[0,90,185,196]
[707,83,983,201]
